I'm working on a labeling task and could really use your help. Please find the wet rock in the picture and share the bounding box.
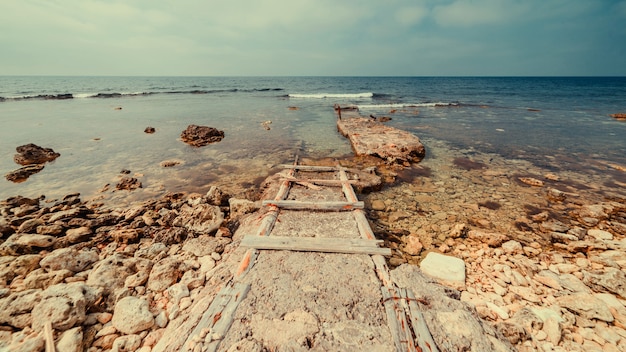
[205,186,228,206]
[13,143,60,165]
[31,282,100,331]
[0,289,42,328]
[172,203,224,234]
[583,268,626,299]
[160,160,181,167]
[5,164,45,182]
[111,296,154,334]
[116,177,142,191]
[40,248,99,273]
[611,113,626,120]
[420,252,466,287]
[144,127,156,134]
[180,124,225,147]
[557,292,614,322]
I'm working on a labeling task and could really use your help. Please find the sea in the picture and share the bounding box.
[1,76,625,205]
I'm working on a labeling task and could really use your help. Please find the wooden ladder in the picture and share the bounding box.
[181,159,438,352]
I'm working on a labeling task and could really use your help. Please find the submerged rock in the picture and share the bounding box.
[5,164,45,183]
[180,124,225,147]
[13,143,60,166]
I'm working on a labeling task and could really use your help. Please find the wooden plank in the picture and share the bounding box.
[240,235,391,256]
[206,282,251,352]
[262,200,364,211]
[339,167,376,240]
[279,164,338,172]
[183,282,251,352]
[406,289,439,352]
[281,177,358,186]
[382,287,417,352]
[44,321,55,352]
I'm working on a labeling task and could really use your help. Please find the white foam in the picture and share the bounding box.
[358,102,458,109]
[288,92,373,99]
[74,93,95,98]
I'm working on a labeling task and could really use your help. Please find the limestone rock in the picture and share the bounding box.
[468,230,507,247]
[56,327,83,352]
[180,124,225,147]
[182,235,231,257]
[13,143,60,165]
[403,235,423,255]
[40,248,99,273]
[228,198,260,219]
[23,268,73,290]
[31,283,100,331]
[420,252,466,286]
[501,240,523,254]
[116,177,142,191]
[556,292,614,322]
[583,268,626,299]
[180,203,224,234]
[112,296,154,334]
[86,253,137,294]
[65,226,93,243]
[0,289,42,328]
[147,257,183,292]
[111,334,142,352]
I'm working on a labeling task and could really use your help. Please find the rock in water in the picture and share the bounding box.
[5,164,45,183]
[180,124,225,147]
[13,143,60,165]
[116,177,142,191]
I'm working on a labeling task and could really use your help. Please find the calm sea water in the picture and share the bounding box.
[1,76,625,203]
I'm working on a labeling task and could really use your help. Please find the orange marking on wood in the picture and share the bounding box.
[236,252,251,276]
[213,312,222,325]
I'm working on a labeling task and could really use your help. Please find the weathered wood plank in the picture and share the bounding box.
[241,235,391,256]
[281,177,358,187]
[339,167,376,240]
[406,289,439,352]
[279,164,338,172]
[262,200,364,210]
[183,282,251,352]
[382,287,417,352]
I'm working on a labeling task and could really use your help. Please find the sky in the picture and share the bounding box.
[1,0,625,76]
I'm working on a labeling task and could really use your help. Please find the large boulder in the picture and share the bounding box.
[180,124,225,147]
[13,143,60,165]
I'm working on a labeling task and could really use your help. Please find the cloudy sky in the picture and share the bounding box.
[1,0,625,76]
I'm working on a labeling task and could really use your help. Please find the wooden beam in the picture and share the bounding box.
[240,235,391,256]
[262,200,364,211]
[279,164,338,172]
[406,289,439,352]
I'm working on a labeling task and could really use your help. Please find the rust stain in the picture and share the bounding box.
[212,312,222,325]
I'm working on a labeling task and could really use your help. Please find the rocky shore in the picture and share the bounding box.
[0,138,625,351]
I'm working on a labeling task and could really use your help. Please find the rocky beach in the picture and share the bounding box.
[1,76,625,351]
[1,127,625,351]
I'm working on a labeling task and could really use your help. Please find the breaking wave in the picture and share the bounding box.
[357,102,460,109]
[288,92,374,99]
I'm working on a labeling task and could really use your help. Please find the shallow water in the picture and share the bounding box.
[1,76,625,205]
